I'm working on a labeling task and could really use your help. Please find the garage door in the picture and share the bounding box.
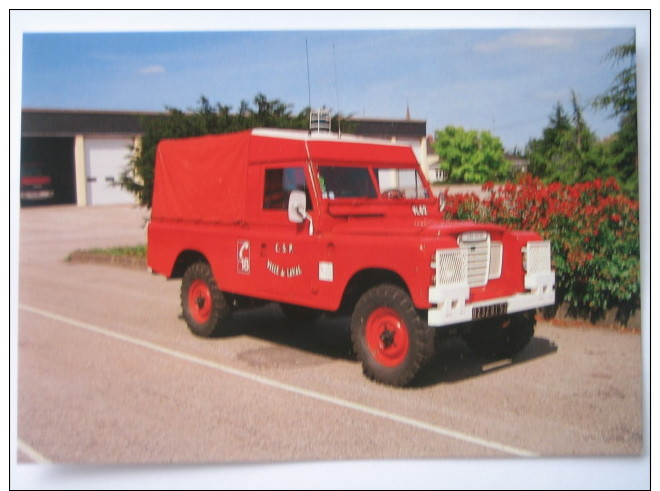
[21,137,77,206]
[84,138,136,205]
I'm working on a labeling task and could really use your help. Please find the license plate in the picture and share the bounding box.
[472,302,508,320]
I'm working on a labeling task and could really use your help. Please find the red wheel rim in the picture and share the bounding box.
[188,279,212,323]
[365,307,409,367]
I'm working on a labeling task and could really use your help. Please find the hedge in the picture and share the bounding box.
[441,175,640,324]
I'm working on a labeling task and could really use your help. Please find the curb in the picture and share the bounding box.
[67,251,147,271]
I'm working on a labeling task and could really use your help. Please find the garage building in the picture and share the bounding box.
[20,109,158,207]
[20,109,429,207]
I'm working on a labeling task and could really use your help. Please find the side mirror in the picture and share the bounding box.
[288,190,306,223]
[288,190,314,235]
[438,193,446,212]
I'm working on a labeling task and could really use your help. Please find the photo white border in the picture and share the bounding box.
[9,9,651,490]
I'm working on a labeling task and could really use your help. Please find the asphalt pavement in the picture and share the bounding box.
[12,204,650,489]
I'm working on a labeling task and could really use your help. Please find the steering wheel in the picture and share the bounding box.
[381,188,405,200]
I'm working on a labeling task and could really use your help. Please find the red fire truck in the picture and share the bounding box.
[148,129,555,386]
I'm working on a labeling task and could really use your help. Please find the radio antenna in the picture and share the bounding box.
[333,43,341,137]
[306,39,312,114]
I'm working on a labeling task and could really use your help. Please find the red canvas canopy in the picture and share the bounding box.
[152,131,255,223]
[151,129,419,223]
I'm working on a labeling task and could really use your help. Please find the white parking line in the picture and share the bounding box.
[17,439,51,463]
[19,303,538,458]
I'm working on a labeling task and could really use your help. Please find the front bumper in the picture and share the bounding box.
[428,271,555,327]
[427,240,555,327]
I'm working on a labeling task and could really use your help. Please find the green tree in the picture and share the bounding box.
[433,126,511,183]
[528,41,638,198]
[592,40,638,197]
[527,103,573,180]
[119,94,309,207]
[527,91,602,185]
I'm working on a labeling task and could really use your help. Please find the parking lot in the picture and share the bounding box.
[13,204,649,488]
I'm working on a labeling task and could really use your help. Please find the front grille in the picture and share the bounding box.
[457,233,502,287]
[459,234,489,286]
[489,241,503,279]
[434,233,504,288]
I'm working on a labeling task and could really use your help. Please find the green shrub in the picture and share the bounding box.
[442,176,640,323]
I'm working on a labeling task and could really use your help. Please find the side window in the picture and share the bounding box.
[263,167,311,210]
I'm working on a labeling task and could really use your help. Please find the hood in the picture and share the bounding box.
[423,219,507,237]
[323,214,507,238]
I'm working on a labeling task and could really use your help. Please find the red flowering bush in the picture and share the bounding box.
[442,176,640,323]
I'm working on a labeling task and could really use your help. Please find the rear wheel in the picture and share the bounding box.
[351,284,434,387]
[181,262,231,337]
[462,310,535,359]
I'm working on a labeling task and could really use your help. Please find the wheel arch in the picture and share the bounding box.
[171,249,209,278]
[338,268,411,315]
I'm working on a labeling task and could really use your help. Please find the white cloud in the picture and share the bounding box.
[138,64,165,75]
[474,30,575,53]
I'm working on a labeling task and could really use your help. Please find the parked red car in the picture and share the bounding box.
[20,163,54,205]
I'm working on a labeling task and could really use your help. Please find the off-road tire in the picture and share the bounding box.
[462,310,535,359]
[181,262,231,337]
[351,284,434,387]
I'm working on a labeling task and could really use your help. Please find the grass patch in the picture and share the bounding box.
[76,244,147,258]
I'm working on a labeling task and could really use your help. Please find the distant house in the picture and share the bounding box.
[341,116,434,179]
[506,154,529,175]
[424,136,446,183]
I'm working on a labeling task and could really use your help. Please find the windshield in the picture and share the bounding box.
[375,168,428,199]
[318,165,428,200]
[318,166,377,199]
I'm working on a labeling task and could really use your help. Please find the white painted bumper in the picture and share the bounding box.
[427,270,555,328]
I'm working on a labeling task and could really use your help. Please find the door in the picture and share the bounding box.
[84,137,136,205]
[251,165,321,306]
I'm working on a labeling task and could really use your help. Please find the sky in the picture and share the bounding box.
[13,11,647,152]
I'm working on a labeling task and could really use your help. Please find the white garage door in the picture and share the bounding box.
[84,137,136,205]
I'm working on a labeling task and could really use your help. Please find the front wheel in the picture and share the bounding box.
[351,285,434,387]
[181,262,231,337]
[462,310,535,359]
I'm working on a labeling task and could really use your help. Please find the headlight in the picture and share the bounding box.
[523,241,552,274]
[435,249,467,285]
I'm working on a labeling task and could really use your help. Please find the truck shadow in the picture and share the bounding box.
[217,305,356,362]
[216,304,559,387]
[410,336,558,388]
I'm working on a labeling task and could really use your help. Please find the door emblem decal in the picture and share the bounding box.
[237,240,250,274]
